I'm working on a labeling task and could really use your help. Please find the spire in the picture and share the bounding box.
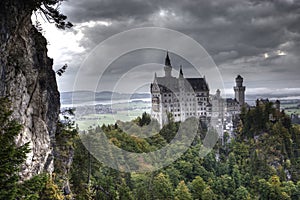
[165,51,171,67]
[179,65,183,78]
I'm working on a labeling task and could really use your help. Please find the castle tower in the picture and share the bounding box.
[164,52,172,77]
[275,100,280,111]
[234,75,246,105]
[179,65,184,79]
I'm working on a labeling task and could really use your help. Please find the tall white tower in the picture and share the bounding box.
[234,75,246,105]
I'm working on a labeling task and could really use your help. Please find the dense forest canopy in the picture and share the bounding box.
[68,102,300,199]
[1,96,300,199]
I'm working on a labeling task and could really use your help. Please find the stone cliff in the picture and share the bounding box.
[0,0,60,179]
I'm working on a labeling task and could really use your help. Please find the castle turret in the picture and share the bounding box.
[164,51,172,77]
[179,65,183,79]
[234,75,246,105]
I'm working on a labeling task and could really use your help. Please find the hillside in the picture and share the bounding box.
[68,103,300,199]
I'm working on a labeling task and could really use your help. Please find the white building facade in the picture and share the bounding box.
[151,53,211,125]
[151,52,246,134]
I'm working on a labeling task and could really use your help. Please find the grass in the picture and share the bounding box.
[76,109,150,130]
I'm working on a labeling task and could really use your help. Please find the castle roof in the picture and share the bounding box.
[186,78,209,91]
[226,98,239,105]
[152,76,209,93]
[165,52,171,67]
[236,75,243,80]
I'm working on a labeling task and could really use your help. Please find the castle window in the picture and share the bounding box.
[169,94,171,97]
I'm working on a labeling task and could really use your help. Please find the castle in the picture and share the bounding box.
[150,52,246,131]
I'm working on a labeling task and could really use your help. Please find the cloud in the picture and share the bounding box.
[44,0,300,93]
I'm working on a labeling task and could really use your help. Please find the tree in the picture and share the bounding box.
[118,178,133,200]
[190,176,207,199]
[40,176,64,200]
[32,0,73,30]
[17,174,48,199]
[233,186,250,200]
[139,112,151,126]
[56,64,68,76]
[152,173,174,200]
[0,98,30,199]
[202,186,217,200]
[131,173,152,200]
[174,181,192,200]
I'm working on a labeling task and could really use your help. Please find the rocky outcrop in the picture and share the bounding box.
[0,0,60,180]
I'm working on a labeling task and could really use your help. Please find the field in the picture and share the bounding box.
[69,98,300,130]
[74,101,151,130]
[281,102,300,115]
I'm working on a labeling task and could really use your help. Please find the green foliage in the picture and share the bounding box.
[202,186,217,200]
[232,186,250,200]
[17,174,48,199]
[40,176,64,200]
[152,173,174,200]
[0,98,30,199]
[131,173,152,200]
[0,98,65,199]
[138,112,151,127]
[190,176,206,199]
[67,109,300,199]
[174,181,192,200]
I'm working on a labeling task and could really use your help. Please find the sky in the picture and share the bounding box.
[37,0,300,98]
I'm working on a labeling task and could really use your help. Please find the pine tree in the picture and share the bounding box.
[174,180,192,200]
[40,176,64,200]
[190,176,207,199]
[202,186,217,200]
[0,98,30,199]
[152,173,174,200]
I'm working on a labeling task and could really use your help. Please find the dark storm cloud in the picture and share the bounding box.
[63,0,157,22]
[60,0,300,93]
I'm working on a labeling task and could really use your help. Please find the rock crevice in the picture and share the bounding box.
[0,0,60,180]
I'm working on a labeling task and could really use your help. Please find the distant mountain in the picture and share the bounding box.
[61,91,300,106]
[245,94,300,105]
[60,91,151,105]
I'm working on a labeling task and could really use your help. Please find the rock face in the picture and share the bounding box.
[0,1,60,179]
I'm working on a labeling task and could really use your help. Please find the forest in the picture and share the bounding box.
[1,98,300,199]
